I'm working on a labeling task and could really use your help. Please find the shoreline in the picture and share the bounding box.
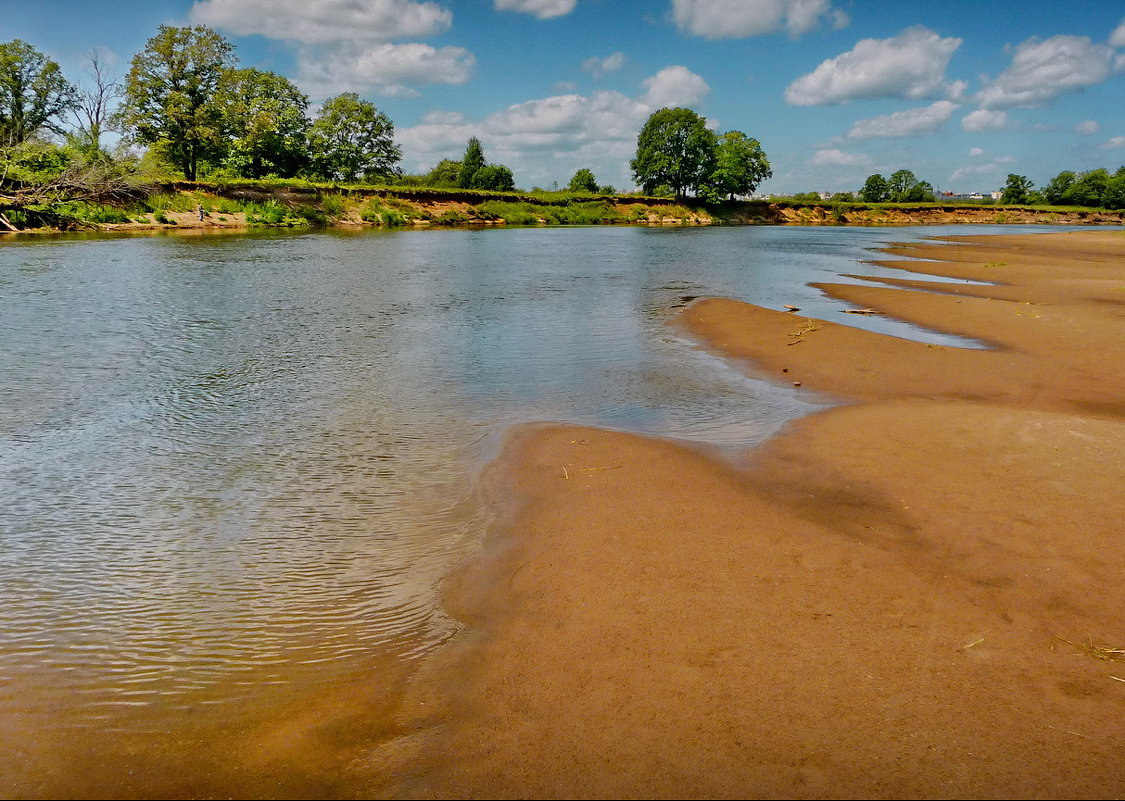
[374,230,1125,798]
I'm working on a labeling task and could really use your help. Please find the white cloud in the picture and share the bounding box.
[811,148,871,167]
[640,65,711,108]
[961,109,1010,132]
[396,66,710,189]
[1075,120,1100,135]
[976,35,1124,108]
[190,0,451,44]
[1102,136,1125,150]
[672,0,848,40]
[1110,18,1125,48]
[968,147,985,157]
[494,0,577,19]
[847,100,959,139]
[582,52,626,78]
[784,26,962,105]
[297,42,474,99]
[948,162,1005,184]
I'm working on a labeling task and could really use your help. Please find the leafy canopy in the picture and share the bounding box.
[120,25,236,180]
[631,107,716,198]
[306,92,401,182]
[0,39,77,147]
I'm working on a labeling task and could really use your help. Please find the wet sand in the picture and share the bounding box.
[375,230,1125,799]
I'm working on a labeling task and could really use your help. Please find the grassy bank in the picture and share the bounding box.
[6,177,1125,233]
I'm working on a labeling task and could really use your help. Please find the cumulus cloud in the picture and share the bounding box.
[1110,18,1125,48]
[190,0,451,44]
[968,147,985,157]
[494,0,577,18]
[784,26,962,105]
[1075,120,1100,135]
[672,0,848,39]
[1102,136,1125,150]
[811,148,871,167]
[396,66,710,188]
[975,35,1125,109]
[847,100,959,139]
[297,42,474,98]
[961,109,1010,132]
[948,162,1005,184]
[582,52,626,78]
[640,65,711,108]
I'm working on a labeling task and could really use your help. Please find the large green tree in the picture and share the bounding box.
[0,39,77,147]
[1000,173,1033,205]
[1043,170,1076,205]
[567,168,598,193]
[706,130,771,200]
[860,174,889,202]
[120,25,236,180]
[219,68,309,178]
[306,92,401,182]
[631,107,716,198]
[887,169,918,201]
[458,137,485,188]
[470,164,514,191]
[426,158,462,187]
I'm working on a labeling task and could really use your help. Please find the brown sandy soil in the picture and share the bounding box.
[367,230,1125,799]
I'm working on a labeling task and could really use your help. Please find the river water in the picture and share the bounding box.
[0,223,1070,796]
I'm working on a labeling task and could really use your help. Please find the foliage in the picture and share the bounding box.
[567,168,598,193]
[458,137,485,188]
[1001,173,1033,205]
[426,158,462,188]
[631,107,716,198]
[306,92,401,182]
[860,174,889,202]
[470,164,515,191]
[1041,167,1125,209]
[705,131,771,201]
[120,25,236,181]
[0,39,77,147]
[218,68,309,178]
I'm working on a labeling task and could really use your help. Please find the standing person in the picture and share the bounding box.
[197,203,205,222]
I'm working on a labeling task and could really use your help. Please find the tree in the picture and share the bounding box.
[426,158,462,187]
[707,130,771,200]
[1067,168,1110,208]
[306,92,401,182]
[860,174,889,202]
[1043,170,1076,205]
[567,168,598,193]
[69,50,120,155]
[1000,174,1033,205]
[903,180,935,202]
[458,137,485,188]
[120,25,236,180]
[631,107,716,198]
[0,39,77,147]
[219,68,309,178]
[470,164,514,191]
[887,169,918,201]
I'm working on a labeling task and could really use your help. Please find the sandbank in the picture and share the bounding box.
[375,230,1125,798]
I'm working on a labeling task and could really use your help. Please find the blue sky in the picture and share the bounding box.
[6,0,1125,193]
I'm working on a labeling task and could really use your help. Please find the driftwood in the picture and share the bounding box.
[841,308,882,315]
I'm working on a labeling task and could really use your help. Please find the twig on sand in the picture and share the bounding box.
[787,318,822,345]
[842,308,882,315]
[1055,635,1125,663]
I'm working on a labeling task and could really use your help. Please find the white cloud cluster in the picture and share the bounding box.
[494,0,577,18]
[847,100,959,139]
[298,43,474,98]
[810,148,871,167]
[1110,18,1125,49]
[397,66,711,188]
[582,52,626,79]
[190,0,451,44]
[190,0,473,98]
[1102,136,1125,150]
[1075,120,1100,135]
[975,34,1125,108]
[961,109,1010,132]
[672,0,848,40]
[784,26,962,105]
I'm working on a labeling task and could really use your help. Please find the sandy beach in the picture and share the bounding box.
[371,230,1125,799]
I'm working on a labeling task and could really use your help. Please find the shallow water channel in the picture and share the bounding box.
[0,223,1070,796]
